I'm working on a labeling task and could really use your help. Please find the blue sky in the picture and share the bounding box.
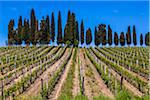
[0,1,149,46]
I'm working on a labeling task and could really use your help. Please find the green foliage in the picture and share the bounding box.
[115,90,131,100]
[74,95,88,100]
[93,95,111,100]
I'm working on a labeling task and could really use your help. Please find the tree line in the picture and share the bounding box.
[8,9,150,46]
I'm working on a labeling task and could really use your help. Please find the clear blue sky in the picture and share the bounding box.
[0,1,149,46]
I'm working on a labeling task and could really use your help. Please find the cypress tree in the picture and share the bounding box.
[145,32,150,46]
[17,16,22,45]
[108,25,112,45]
[51,12,55,43]
[57,11,63,45]
[76,21,79,42]
[8,19,15,45]
[114,32,118,46]
[94,27,97,46]
[64,10,73,44]
[98,24,106,45]
[75,21,79,46]
[120,32,125,46]
[39,17,47,44]
[126,26,131,46]
[86,28,92,45]
[35,20,39,44]
[72,13,76,45]
[133,25,137,46]
[46,15,50,44]
[95,26,100,46]
[23,19,30,46]
[30,8,36,45]
[80,20,84,45]
[140,33,143,46]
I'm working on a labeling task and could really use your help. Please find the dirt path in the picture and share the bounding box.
[79,49,114,100]
[78,49,94,100]
[84,49,114,99]
[20,48,69,96]
[48,49,74,100]
[72,49,80,96]
[91,49,144,97]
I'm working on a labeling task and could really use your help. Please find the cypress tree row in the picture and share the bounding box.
[140,33,143,46]
[7,8,149,47]
[57,11,63,45]
[145,32,150,46]
[114,32,118,46]
[120,32,125,46]
[86,28,92,45]
[133,25,137,46]
[126,26,131,46]
[108,25,112,45]
[51,12,55,43]
[80,20,84,45]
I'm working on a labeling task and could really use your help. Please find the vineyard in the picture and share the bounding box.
[0,46,149,100]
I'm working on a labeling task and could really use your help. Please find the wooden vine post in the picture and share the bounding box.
[1,80,4,100]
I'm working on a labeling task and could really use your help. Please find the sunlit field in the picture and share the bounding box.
[0,46,149,100]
